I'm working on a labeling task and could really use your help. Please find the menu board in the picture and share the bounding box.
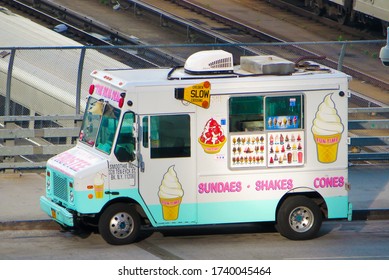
[230,133,267,168]
[229,131,305,169]
[267,131,304,167]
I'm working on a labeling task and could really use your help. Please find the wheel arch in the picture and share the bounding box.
[98,197,150,225]
[276,187,328,220]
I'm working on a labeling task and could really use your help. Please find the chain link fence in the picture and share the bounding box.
[1,42,388,169]
[2,41,388,115]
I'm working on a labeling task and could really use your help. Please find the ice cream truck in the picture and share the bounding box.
[40,50,352,245]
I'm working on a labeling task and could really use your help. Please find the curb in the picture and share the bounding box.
[0,220,60,231]
[352,209,389,221]
[1,210,389,231]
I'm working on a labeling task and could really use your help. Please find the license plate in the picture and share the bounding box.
[51,209,57,219]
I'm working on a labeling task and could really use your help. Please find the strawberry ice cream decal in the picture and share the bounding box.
[198,118,226,154]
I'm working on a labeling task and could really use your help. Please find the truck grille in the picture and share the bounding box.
[52,172,69,202]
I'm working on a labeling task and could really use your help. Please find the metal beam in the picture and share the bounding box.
[348,119,389,130]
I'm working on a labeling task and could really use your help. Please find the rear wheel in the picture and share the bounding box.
[276,196,322,240]
[99,203,140,245]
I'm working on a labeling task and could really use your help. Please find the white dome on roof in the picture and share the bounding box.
[184,50,233,74]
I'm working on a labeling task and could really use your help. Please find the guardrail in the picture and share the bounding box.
[348,107,389,161]
[0,113,388,172]
[0,115,82,170]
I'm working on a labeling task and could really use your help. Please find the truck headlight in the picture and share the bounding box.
[69,190,74,203]
[46,180,51,192]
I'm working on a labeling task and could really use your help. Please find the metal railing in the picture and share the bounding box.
[0,115,82,170]
[348,107,389,161]
[1,41,388,116]
[0,113,388,171]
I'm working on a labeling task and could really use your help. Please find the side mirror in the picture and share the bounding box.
[379,27,389,67]
[132,123,138,138]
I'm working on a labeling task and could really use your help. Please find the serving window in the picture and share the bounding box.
[229,96,264,132]
[264,95,304,130]
[228,94,305,169]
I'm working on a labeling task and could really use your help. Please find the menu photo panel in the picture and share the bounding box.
[230,133,267,169]
[267,130,304,167]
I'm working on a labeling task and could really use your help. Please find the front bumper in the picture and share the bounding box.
[40,196,74,227]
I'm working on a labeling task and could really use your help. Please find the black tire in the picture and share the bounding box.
[98,203,140,245]
[276,196,322,240]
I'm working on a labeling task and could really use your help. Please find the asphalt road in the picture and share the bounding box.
[1,219,389,260]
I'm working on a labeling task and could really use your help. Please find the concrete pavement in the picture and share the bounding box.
[0,164,388,229]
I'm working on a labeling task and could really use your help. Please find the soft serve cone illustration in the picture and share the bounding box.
[158,165,184,220]
[312,94,344,163]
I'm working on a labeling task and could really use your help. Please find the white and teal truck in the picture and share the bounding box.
[41,50,352,245]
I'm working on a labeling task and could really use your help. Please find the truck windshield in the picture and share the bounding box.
[79,97,120,154]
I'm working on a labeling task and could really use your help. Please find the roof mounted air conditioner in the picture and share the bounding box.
[240,55,295,75]
[184,50,233,75]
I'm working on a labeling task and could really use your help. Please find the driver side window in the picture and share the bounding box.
[114,112,136,162]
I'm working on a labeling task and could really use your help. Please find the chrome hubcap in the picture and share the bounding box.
[289,206,314,233]
[109,212,134,239]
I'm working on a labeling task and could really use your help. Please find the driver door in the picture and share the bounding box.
[138,113,197,225]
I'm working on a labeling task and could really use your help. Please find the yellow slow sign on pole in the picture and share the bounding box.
[174,81,211,109]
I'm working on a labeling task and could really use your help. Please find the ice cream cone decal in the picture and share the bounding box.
[94,172,105,199]
[158,166,184,221]
[311,94,344,163]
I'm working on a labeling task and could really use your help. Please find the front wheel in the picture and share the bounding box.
[99,203,140,245]
[276,196,322,240]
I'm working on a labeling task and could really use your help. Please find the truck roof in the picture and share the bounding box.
[91,50,350,89]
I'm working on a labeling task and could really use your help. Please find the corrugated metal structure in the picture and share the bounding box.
[0,7,128,116]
